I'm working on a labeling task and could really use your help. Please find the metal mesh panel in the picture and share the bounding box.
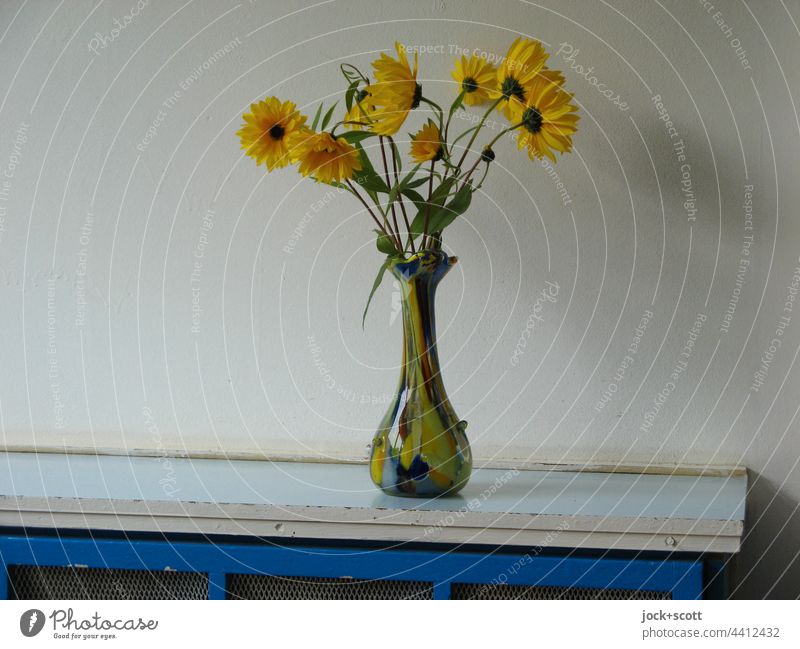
[451,582,672,600]
[227,574,433,599]
[8,565,208,600]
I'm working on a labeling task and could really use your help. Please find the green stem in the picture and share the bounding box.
[473,161,491,190]
[379,136,403,251]
[422,159,436,249]
[443,90,465,157]
[331,120,370,136]
[421,97,444,132]
[345,179,393,240]
[454,97,503,172]
[459,122,523,189]
[459,156,483,190]
[340,63,369,84]
[388,136,415,254]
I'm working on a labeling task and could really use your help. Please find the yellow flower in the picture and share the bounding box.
[490,37,549,121]
[344,89,375,131]
[510,74,579,162]
[288,130,362,184]
[410,119,443,163]
[451,55,497,105]
[366,42,421,136]
[237,97,307,170]
[538,67,565,88]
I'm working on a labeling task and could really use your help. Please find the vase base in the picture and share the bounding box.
[375,482,468,499]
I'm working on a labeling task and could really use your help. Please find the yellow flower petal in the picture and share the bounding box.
[367,43,420,135]
[236,97,307,171]
[287,130,362,184]
[514,71,579,161]
[409,119,442,164]
[451,55,497,105]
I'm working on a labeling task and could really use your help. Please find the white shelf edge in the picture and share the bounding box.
[0,495,743,554]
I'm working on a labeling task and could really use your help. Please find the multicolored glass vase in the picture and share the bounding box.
[370,249,472,497]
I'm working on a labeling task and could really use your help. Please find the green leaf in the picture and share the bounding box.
[374,229,399,255]
[353,143,389,193]
[409,212,426,238]
[355,173,389,194]
[345,81,359,112]
[340,64,356,83]
[409,177,458,237]
[310,103,323,131]
[401,188,425,207]
[388,164,424,208]
[391,142,402,173]
[397,163,422,190]
[448,91,465,121]
[426,184,473,233]
[404,175,429,189]
[431,177,457,203]
[339,130,375,144]
[362,258,392,328]
[321,102,338,131]
[341,63,367,84]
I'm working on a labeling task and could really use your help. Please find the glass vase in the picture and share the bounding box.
[369,249,472,497]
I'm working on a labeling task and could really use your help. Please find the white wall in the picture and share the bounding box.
[0,0,798,597]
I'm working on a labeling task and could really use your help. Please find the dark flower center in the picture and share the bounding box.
[501,76,525,102]
[462,77,478,93]
[411,83,423,109]
[268,124,285,140]
[522,106,543,134]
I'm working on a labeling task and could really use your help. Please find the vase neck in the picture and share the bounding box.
[399,274,440,366]
[389,250,456,378]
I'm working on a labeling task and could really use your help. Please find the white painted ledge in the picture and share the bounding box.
[0,452,745,554]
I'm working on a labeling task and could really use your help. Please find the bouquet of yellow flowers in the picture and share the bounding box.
[237,38,579,497]
[238,39,578,313]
